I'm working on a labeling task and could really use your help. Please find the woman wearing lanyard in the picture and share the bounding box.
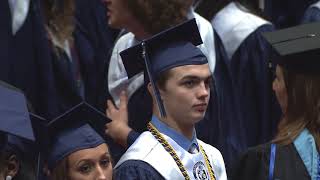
[231,22,320,180]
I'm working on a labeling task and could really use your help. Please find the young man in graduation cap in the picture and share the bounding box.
[31,102,114,180]
[105,0,216,148]
[0,81,36,179]
[231,22,320,180]
[109,19,227,180]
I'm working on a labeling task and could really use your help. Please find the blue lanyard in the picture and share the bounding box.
[317,156,320,180]
[269,144,277,180]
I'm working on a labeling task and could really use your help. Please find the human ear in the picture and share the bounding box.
[4,155,19,178]
[147,83,166,101]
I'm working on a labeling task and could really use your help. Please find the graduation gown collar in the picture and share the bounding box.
[293,129,319,179]
[150,115,198,152]
[8,0,30,35]
[212,2,270,59]
[309,1,320,10]
[115,131,215,180]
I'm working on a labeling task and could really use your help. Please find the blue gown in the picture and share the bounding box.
[75,0,120,111]
[230,24,280,149]
[114,160,164,180]
[264,0,317,28]
[1,0,117,119]
[208,23,281,170]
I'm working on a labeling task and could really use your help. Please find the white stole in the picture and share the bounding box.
[212,2,271,59]
[8,0,30,35]
[115,131,225,180]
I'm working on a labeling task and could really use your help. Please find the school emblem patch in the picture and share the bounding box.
[193,161,209,180]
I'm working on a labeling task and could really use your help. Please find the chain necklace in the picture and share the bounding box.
[147,123,216,180]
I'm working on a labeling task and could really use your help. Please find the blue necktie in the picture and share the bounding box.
[188,143,199,154]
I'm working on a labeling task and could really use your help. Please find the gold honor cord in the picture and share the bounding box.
[147,123,216,180]
[199,146,216,180]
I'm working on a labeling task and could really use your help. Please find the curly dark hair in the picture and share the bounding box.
[125,0,192,34]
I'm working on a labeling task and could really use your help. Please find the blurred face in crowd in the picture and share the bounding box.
[102,0,134,29]
[67,143,112,180]
[0,169,3,179]
[158,64,211,126]
[273,65,288,113]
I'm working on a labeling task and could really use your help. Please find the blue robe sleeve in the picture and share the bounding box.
[114,160,164,180]
[301,7,320,23]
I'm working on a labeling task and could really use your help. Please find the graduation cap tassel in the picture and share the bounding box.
[141,42,167,118]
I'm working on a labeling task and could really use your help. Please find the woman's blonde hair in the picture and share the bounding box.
[42,0,75,46]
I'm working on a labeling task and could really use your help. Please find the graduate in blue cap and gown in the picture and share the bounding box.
[32,102,113,180]
[105,0,216,138]
[111,19,227,180]
[231,22,320,180]
[0,81,36,179]
[205,0,282,168]
[1,0,117,120]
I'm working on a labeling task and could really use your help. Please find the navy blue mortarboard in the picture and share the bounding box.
[120,19,207,117]
[263,22,320,74]
[0,81,35,144]
[32,102,111,171]
[5,114,45,160]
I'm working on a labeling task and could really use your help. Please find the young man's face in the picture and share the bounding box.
[160,64,211,126]
[102,0,133,29]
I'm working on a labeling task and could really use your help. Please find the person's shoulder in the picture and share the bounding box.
[113,32,135,50]
[115,131,159,168]
[115,160,164,180]
[229,143,272,180]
